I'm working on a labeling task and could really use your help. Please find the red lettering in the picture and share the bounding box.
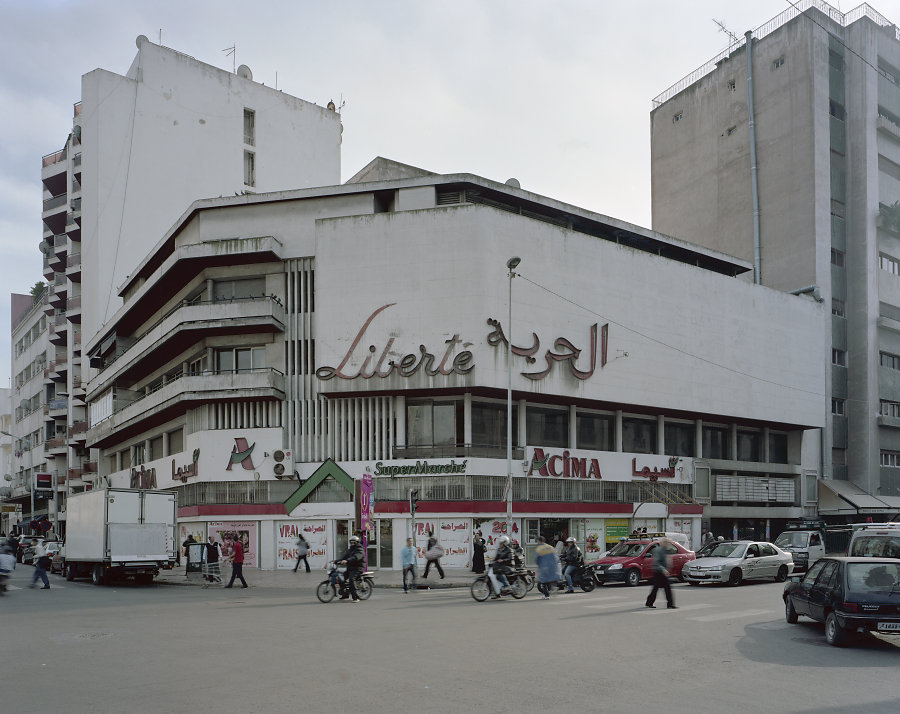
[571,458,586,479]
[548,455,563,477]
[590,459,602,479]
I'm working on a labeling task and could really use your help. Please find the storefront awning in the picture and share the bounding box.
[817,479,896,516]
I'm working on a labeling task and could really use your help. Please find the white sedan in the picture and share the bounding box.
[682,540,794,586]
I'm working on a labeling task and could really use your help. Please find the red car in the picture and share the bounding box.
[591,537,695,586]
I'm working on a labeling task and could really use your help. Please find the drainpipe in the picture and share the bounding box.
[788,285,824,303]
[746,30,762,285]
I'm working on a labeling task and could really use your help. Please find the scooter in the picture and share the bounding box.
[470,564,528,602]
[562,562,596,592]
[315,561,375,602]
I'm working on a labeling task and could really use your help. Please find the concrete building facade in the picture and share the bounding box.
[84,159,826,569]
[651,1,900,517]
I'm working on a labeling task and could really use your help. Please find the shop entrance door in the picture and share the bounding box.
[524,518,569,563]
[363,519,394,569]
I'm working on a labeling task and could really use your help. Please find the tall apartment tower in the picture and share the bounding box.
[26,36,342,532]
[651,2,900,510]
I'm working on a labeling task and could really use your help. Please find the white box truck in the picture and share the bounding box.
[64,488,177,585]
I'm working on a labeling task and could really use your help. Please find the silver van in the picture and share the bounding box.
[847,523,900,559]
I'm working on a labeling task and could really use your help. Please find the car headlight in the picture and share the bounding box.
[608,564,622,570]
[708,566,723,571]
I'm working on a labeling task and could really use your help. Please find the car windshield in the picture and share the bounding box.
[846,562,900,593]
[607,542,646,557]
[775,532,808,548]
[702,543,746,559]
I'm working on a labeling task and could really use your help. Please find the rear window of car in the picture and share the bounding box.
[849,535,900,559]
[846,562,900,592]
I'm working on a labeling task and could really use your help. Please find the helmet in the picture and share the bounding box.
[566,537,575,543]
[512,539,519,547]
[349,535,360,543]
[498,535,510,545]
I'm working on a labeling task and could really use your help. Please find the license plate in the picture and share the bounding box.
[877,622,900,632]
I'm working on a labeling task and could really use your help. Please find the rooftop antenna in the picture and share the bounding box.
[713,18,739,53]
[158,29,162,45]
[223,45,236,73]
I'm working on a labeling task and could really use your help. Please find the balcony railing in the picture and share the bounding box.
[68,421,88,437]
[45,437,66,450]
[67,296,81,311]
[43,194,67,212]
[174,480,298,508]
[67,253,81,268]
[82,460,97,474]
[42,148,67,168]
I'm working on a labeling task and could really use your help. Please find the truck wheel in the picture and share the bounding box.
[65,564,76,581]
[626,569,641,587]
[91,565,105,586]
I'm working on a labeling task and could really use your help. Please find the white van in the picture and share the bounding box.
[773,529,825,571]
[847,523,900,559]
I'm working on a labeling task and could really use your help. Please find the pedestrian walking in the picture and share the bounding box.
[224,537,248,588]
[29,539,50,590]
[205,536,221,583]
[645,539,676,609]
[422,531,445,579]
[534,536,560,599]
[0,545,15,595]
[560,537,582,593]
[472,530,486,574]
[182,534,196,575]
[293,533,310,573]
[401,537,418,593]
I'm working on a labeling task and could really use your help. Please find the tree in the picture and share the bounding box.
[30,281,47,303]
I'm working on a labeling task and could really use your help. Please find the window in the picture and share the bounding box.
[831,248,845,267]
[622,417,656,454]
[769,433,788,464]
[773,56,785,69]
[672,112,683,123]
[149,436,163,461]
[213,277,266,300]
[168,428,184,454]
[881,351,900,370]
[243,108,255,146]
[832,448,846,466]
[881,400,900,417]
[406,401,459,447]
[702,426,728,459]
[831,298,845,317]
[664,422,695,457]
[881,450,900,467]
[832,398,845,415]
[829,100,846,121]
[188,355,207,376]
[576,412,614,451]
[244,150,255,187]
[526,406,569,449]
[471,401,516,449]
[737,430,761,462]
[216,346,266,373]
[832,349,846,366]
[879,253,900,276]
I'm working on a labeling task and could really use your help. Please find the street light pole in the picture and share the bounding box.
[506,256,521,535]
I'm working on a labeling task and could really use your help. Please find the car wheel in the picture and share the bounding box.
[775,565,788,583]
[687,580,698,586]
[728,569,743,587]
[825,612,847,646]
[626,569,641,587]
[785,596,798,624]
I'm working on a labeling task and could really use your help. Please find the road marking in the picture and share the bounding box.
[634,603,715,613]
[585,602,636,610]
[689,609,774,622]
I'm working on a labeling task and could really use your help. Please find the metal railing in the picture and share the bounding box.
[43,194,67,212]
[652,1,899,107]
[174,480,298,508]
[42,148,67,167]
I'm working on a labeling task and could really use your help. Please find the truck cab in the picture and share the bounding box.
[774,529,825,572]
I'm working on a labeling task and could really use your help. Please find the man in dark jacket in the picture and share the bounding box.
[561,537,582,593]
[645,540,676,609]
[336,535,364,602]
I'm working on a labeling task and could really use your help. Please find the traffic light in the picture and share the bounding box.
[409,488,418,516]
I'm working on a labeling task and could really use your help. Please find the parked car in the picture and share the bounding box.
[783,556,900,646]
[682,540,793,586]
[847,524,900,559]
[591,537,694,586]
[774,529,825,572]
[19,537,59,566]
[48,543,65,575]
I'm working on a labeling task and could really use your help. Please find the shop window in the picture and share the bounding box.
[664,422,694,457]
[737,430,761,462]
[406,400,459,446]
[576,412,614,451]
[149,436,163,461]
[526,406,569,449]
[471,401,517,449]
[622,417,656,454]
[768,433,788,464]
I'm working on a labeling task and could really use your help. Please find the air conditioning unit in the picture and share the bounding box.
[272,449,294,479]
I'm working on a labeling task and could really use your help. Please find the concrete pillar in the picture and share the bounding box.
[463,393,472,446]
[657,415,665,455]
[695,419,703,458]
[395,396,406,448]
[569,405,577,449]
[729,424,738,461]
[615,410,623,452]
[518,399,527,448]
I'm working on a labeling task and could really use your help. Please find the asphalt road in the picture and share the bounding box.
[2,566,899,714]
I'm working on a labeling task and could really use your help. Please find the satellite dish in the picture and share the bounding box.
[136,35,149,49]
[237,64,253,81]
[505,178,521,189]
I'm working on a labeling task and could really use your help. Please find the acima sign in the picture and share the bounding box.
[525,447,693,485]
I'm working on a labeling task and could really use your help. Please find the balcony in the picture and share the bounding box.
[48,321,68,346]
[43,193,67,212]
[43,255,55,280]
[87,368,285,449]
[66,295,82,316]
[90,296,285,397]
[68,468,83,481]
[42,195,67,235]
[66,252,81,281]
[66,213,81,242]
[82,460,97,474]
[53,234,68,256]
[45,437,67,456]
[68,420,88,445]
[49,397,68,418]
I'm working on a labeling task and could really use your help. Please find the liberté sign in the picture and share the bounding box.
[316,303,608,382]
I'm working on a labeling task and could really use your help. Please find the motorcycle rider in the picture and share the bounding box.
[336,534,364,602]
[511,539,525,568]
[492,535,514,597]
[561,536,583,593]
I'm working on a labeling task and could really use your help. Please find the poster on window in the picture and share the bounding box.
[605,519,629,548]
[412,519,439,560]
[584,519,605,557]
[275,520,328,570]
[438,519,471,568]
[472,518,521,560]
[179,523,207,551]
[208,521,258,569]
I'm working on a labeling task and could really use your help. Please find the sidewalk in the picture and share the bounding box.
[157,564,476,590]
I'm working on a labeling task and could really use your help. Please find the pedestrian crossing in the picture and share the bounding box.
[540,589,779,622]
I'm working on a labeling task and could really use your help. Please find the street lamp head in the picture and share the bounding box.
[506,256,521,271]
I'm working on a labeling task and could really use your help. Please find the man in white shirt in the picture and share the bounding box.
[29,539,51,590]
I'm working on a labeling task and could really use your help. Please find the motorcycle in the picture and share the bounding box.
[562,562,596,592]
[316,561,375,602]
[470,564,528,602]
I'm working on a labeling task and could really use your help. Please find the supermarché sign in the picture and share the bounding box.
[374,460,468,476]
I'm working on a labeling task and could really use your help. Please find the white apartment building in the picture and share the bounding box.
[84,159,826,570]
[651,1,900,518]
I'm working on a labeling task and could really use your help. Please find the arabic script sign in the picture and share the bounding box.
[525,448,690,484]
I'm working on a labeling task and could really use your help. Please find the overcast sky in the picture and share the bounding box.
[3,0,899,386]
